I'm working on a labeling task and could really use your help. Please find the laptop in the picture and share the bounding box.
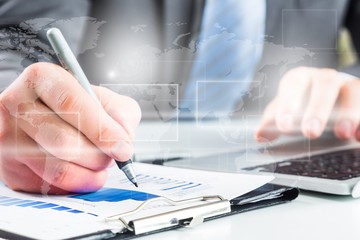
[159,135,360,197]
[134,120,360,197]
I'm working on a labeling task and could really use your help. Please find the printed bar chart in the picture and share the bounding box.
[0,195,94,216]
[134,174,203,192]
[70,187,158,202]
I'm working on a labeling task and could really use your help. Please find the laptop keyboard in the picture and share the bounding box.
[243,148,360,180]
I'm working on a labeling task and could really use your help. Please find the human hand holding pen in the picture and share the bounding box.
[0,53,141,194]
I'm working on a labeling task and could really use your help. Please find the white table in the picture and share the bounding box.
[133,120,360,240]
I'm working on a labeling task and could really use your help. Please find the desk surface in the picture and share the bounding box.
[134,120,360,240]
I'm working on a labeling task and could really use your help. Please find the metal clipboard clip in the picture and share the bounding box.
[105,195,230,235]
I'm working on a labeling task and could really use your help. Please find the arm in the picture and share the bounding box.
[256,0,360,142]
[0,0,90,91]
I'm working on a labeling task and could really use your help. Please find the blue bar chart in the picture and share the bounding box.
[70,187,158,202]
[135,174,203,192]
[0,195,96,216]
[0,187,159,218]
[0,173,204,222]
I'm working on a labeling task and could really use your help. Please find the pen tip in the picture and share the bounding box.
[134,182,138,188]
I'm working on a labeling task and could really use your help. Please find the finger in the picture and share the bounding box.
[301,69,342,138]
[255,99,280,142]
[12,100,112,171]
[23,154,108,193]
[0,101,55,194]
[333,79,360,140]
[2,129,107,193]
[95,86,142,140]
[274,67,312,133]
[356,125,360,141]
[3,62,134,161]
[0,126,67,194]
[1,160,68,194]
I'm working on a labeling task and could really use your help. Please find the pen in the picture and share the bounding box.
[46,28,138,188]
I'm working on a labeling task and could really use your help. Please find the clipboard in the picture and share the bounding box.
[24,183,297,240]
[0,161,298,240]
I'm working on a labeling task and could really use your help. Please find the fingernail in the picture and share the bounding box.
[255,134,271,143]
[304,119,322,138]
[277,113,294,132]
[111,141,133,161]
[337,120,353,139]
[255,130,269,143]
[255,125,279,143]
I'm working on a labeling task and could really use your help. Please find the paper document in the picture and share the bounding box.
[0,163,273,240]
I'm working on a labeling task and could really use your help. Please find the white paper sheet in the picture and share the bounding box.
[0,163,273,240]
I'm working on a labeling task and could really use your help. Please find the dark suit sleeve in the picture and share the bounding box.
[0,0,90,91]
[343,0,360,77]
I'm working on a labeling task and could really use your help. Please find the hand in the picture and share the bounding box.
[0,62,141,194]
[255,67,360,142]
